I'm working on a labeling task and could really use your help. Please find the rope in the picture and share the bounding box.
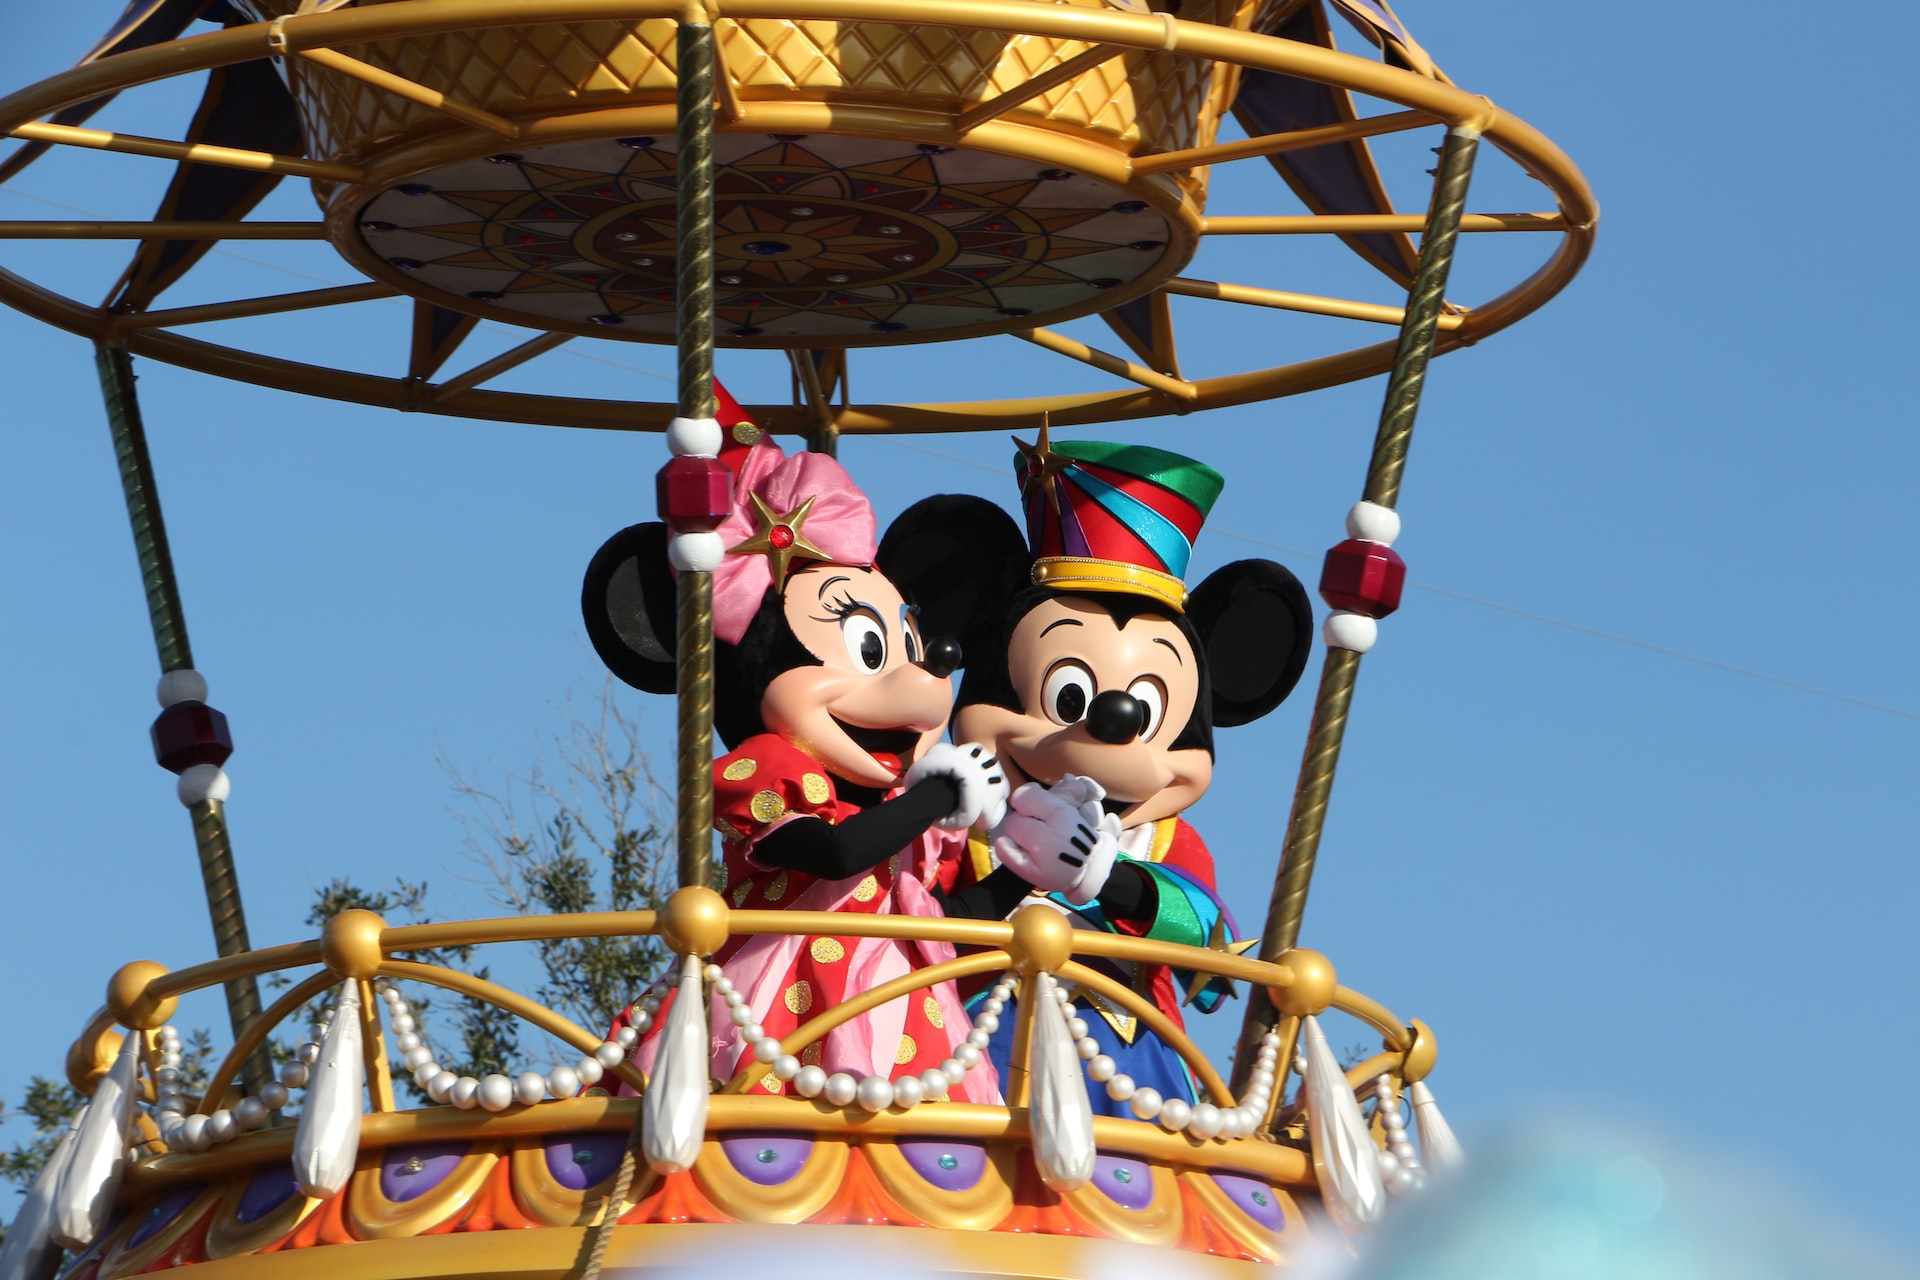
[577,1105,646,1280]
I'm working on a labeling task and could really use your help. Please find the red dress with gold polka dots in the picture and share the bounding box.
[631,734,1000,1102]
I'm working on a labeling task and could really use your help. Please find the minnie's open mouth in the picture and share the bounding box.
[831,719,923,775]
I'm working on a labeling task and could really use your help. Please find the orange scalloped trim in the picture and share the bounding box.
[804,1146,924,1228]
[998,1152,1100,1239]
[451,1158,539,1233]
[264,1185,355,1250]
[1173,1181,1264,1261]
[620,1170,735,1225]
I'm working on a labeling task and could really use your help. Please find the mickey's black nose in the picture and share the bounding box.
[1086,690,1146,743]
[921,636,962,679]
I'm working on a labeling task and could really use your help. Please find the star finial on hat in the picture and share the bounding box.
[728,492,828,592]
[1013,419,1073,514]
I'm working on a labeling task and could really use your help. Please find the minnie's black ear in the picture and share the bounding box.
[878,495,1031,662]
[582,522,679,694]
[1186,560,1314,727]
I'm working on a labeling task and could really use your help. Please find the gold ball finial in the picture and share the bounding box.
[1266,947,1337,1017]
[659,885,730,958]
[1398,1018,1438,1083]
[107,960,177,1030]
[321,909,388,979]
[67,1024,124,1096]
[1008,904,1074,976]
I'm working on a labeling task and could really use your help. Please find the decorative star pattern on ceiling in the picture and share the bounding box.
[355,134,1175,344]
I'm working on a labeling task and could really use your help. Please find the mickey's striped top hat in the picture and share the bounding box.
[1014,428,1225,612]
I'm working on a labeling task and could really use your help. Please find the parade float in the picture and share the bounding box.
[0,0,1594,1275]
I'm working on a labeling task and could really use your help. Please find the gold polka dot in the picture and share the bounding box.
[922,996,944,1029]
[722,757,758,781]
[784,980,814,1015]
[750,789,788,824]
[731,881,752,907]
[809,938,846,964]
[888,854,901,878]
[801,773,831,805]
[716,818,744,841]
[895,1035,918,1065]
[763,870,789,901]
[852,875,879,902]
[732,421,763,446]
[758,1071,783,1093]
[801,1043,823,1066]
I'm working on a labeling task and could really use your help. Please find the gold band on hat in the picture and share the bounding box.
[1031,557,1187,612]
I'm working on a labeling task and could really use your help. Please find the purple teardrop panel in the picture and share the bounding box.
[379,1141,469,1202]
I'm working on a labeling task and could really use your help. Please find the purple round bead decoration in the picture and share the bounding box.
[1210,1174,1286,1230]
[722,1134,813,1185]
[1091,1154,1154,1211]
[897,1139,987,1192]
[544,1133,630,1191]
[379,1141,468,1203]
[235,1164,299,1224]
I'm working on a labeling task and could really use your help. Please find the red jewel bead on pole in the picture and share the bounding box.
[1318,538,1406,619]
[150,700,234,774]
[656,454,733,532]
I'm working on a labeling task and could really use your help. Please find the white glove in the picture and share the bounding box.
[990,774,1121,904]
[902,741,1010,831]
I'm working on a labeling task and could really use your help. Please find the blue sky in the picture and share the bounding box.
[2,0,1915,1257]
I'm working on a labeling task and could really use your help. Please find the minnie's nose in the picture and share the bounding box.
[920,636,962,679]
[1086,690,1146,744]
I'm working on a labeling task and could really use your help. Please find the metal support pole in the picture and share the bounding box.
[1231,127,1480,1090]
[673,16,719,891]
[95,343,274,1100]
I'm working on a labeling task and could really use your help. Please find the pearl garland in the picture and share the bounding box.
[1087,1008,1281,1141]
[717,963,1006,1110]
[1372,1075,1428,1195]
[152,1023,292,1154]
[151,970,675,1153]
[389,973,672,1112]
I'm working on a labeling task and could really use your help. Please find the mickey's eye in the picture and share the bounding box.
[1042,661,1096,726]
[841,613,887,672]
[899,606,922,664]
[1127,678,1166,739]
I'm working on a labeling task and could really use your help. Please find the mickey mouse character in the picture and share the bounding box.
[582,409,1072,1101]
[926,431,1314,1116]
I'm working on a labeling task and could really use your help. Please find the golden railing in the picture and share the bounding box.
[79,888,1440,1197]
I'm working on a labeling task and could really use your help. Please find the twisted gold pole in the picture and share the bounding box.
[97,342,273,1102]
[672,17,719,892]
[1231,127,1480,1091]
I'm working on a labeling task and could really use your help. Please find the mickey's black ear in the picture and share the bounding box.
[878,495,1031,661]
[582,522,679,694]
[1186,560,1314,727]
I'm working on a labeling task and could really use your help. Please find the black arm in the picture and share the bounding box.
[935,865,1035,920]
[753,776,959,881]
[1091,860,1156,920]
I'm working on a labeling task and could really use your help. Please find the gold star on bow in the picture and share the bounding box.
[727,492,827,592]
[1013,419,1073,514]
[1183,915,1260,1007]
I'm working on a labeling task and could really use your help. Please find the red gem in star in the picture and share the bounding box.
[595,187,613,196]
[769,525,796,550]
[518,233,534,243]
[541,207,557,216]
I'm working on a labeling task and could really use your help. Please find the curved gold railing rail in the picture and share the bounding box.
[82,887,1437,1204]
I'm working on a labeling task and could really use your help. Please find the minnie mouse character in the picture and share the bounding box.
[927,430,1315,1115]
[582,410,1071,1101]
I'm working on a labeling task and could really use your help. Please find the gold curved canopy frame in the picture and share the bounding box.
[0,0,1595,434]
